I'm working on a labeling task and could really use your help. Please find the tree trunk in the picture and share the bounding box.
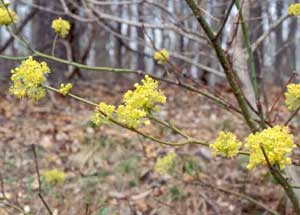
[137,2,145,71]
[274,1,284,85]
[115,5,123,67]
[230,1,255,106]
[32,0,67,82]
[250,0,263,80]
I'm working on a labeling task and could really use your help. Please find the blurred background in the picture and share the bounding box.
[0,0,298,87]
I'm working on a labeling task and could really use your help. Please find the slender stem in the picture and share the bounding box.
[0,54,32,60]
[43,84,209,147]
[268,73,296,115]
[214,0,235,40]
[43,85,257,157]
[149,115,190,139]
[284,107,300,126]
[51,34,58,57]
[32,144,53,215]
[36,51,136,74]
[195,180,280,215]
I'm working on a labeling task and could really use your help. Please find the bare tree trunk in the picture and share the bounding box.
[230,1,255,106]
[115,5,123,67]
[32,0,67,82]
[274,1,284,85]
[137,2,145,71]
[250,1,263,79]
[67,0,83,79]
[207,0,228,86]
[287,16,297,72]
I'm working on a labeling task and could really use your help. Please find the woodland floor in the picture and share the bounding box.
[0,78,298,215]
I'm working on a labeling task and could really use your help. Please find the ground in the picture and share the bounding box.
[0,79,295,215]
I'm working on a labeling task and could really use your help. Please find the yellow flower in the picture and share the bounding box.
[288,3,300,16]
[0,7,17,26]
[90,102,115,126]
[210,131,242,158]
[116,105,147,128]
[245,126,295,170]
[9,56,50,101]
[117,75,166,127]
[51,17,70,38]
[91,75,166,128]
[285,83,300,111]
[123,75,166,110]
[154,151,177,174]
[42,169,66,185]
[99,102,115,117]
[153,49,169,64]
[59,83,72,96]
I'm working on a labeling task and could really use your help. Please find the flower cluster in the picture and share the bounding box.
[153,49,169,64]
[116,105,147,128]
[154,151,177,174]
[288,3,300,16]
[42,169,66,185]
[59,83,72,96]
[91,75,166,128]
[9,57,50,101]
[0,5,17,26]
[245,126,295,170]
[91,102,115,125]
[51,17,70,38]
[285,83,300,111]
[210,131,242,158]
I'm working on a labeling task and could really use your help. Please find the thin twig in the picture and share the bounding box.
[193,179,279,215]
[268,73,296,116]
[284,107,300,126]
[51,34,58,57]
[32,144,53,215]
[214,0,235,40]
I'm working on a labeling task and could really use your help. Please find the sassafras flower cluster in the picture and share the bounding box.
[153,49,169,64]
[9,57,50,101]
[211,126,295,170]
[0,3,17,26]
[51,17,70,38]
[91,102,115,125]
[91,75,166,128]
[288,3,300,16]
[42,169,66,185]
[210,131,242,158]
[154,151,177,174]
[245,126,295,170]
[285,83,300,111]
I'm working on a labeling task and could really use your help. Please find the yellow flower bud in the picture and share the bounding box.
[59,83,72,96]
